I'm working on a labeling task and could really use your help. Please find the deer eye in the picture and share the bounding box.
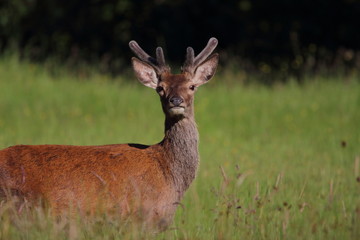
[189,85,196,91]
[156,86,164,93]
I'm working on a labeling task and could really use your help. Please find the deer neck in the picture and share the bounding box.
[162,114,199,198]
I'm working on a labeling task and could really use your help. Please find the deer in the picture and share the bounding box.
[0,38,219,229]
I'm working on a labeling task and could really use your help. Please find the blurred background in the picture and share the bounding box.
[1,0,360,83]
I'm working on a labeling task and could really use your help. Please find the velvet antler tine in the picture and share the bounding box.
[193,37,218,66]
[129,41,152,61]
[185,47,195,65]
[156,47,166,67]
[129,40,169,74]
[182,37,218,74]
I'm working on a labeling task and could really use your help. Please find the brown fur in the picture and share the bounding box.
[0,143,177,227]
[0,40,218,229]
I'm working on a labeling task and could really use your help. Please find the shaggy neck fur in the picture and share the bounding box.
[162,114,199,199]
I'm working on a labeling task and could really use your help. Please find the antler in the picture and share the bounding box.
[182,37,218,74]
[129,40,170,75]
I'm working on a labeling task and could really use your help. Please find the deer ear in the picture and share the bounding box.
[193,53,219,86]
[131,57,158,89]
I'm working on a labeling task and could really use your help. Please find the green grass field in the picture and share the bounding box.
[0,56,359,239]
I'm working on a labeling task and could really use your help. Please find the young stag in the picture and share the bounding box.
[0,38,219,229]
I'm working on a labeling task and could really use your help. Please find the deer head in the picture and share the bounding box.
[129,38,219,119]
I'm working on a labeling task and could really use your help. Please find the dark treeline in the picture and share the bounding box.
[1,0,359,79]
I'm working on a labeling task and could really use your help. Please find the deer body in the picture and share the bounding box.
[0,38,218,229]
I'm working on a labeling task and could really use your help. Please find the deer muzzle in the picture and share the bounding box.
[168,96,185,116]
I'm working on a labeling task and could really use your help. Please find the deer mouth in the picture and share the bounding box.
[168,106,185,116]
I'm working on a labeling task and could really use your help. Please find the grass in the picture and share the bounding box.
[0,55,359,239]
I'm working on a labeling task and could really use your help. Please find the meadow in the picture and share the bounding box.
[0,56,359,239]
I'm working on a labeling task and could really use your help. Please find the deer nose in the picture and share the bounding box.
[169,97,183,106]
